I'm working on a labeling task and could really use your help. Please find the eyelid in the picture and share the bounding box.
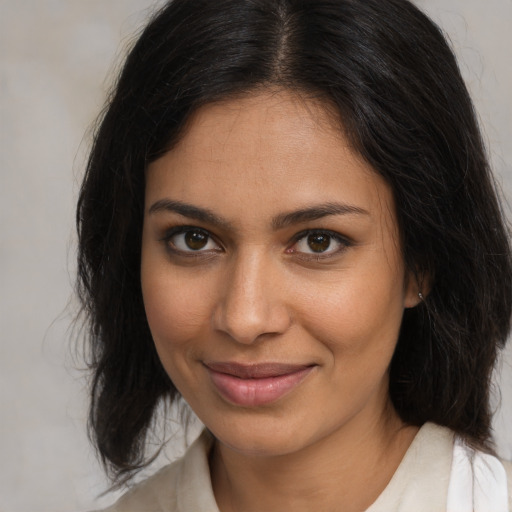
[160,225,222,255]
[159,225,351,260]
[287,229,352,258]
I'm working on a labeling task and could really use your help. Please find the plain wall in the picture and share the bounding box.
[0,1,511,510]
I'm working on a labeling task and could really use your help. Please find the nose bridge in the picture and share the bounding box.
[213,247,290,344]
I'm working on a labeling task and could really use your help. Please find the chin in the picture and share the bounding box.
[203,408,332,459]
[215,428,307,457]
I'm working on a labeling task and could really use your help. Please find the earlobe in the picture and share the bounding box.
[405,290,424,309]
[404,271,430,309]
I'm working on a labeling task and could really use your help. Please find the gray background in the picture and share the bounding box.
[0,1,511,511]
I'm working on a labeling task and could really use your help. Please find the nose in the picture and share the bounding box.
[212,250,292,344]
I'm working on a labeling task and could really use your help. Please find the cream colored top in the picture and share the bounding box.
[95,423,512,512]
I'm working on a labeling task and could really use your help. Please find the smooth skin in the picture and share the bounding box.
[141,89,421,512]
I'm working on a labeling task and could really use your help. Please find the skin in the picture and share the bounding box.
[141,89,421,512]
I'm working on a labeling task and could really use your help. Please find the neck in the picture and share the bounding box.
[210,403,418,512]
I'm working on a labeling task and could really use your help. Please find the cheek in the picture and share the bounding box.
[141,261,214,351]
[141,265,218,399]
[294,265,405,358]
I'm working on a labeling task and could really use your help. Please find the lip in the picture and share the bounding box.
[204,362,315,407]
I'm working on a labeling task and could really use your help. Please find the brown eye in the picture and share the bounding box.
[185,230,209,250]
[168,228,220,253]
[292,230,348,257]
[307,233,331,253]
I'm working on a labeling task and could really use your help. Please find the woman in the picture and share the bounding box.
[77,0,512,510]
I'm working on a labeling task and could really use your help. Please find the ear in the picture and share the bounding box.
[404,269,430,308]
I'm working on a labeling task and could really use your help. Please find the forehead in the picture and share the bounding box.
[168,90,349,181]
[145,89,395,228]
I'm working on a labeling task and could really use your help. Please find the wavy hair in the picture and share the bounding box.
[77,0,512,484]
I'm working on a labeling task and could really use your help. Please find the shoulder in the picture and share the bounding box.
[366,422,455,511]
[90,431,217,512]
[501,458,512,511]
[91,461,183,512]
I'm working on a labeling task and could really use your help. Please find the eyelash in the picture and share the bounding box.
[287,229,351,259]
[160,226,222,258]
[160,226,351,260]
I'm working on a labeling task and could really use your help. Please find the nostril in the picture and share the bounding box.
[212,294,292,345]
[211,255,293,343]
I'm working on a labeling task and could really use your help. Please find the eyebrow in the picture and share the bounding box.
[272,202,369,230]
[148,199,235,230]
[148,199,368,230]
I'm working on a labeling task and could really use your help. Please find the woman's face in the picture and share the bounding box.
[141,90,419,457]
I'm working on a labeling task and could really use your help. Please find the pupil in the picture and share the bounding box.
[185,230,208,250]
[307,234,330,252]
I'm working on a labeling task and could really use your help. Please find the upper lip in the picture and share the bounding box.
[204,362,314,379]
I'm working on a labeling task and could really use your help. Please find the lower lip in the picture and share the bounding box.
[207,366,314,407]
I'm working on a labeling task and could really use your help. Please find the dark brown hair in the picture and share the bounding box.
[77,0,512,485]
